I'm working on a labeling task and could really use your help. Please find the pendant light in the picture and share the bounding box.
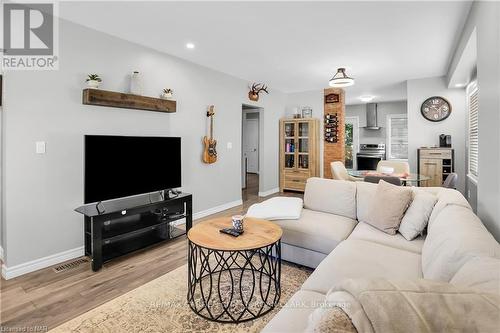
[329,68,354,87]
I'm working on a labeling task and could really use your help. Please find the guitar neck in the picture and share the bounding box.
[210,116,214,139]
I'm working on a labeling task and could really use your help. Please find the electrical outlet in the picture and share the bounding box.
[36,141,46,154]
[227,142,233,149]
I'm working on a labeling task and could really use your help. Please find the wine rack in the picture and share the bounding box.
[324,113,339,143]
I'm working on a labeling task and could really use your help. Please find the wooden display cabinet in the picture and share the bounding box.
[279,118,320,192]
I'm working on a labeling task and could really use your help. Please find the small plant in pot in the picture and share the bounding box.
[161,88,173,99]
[86,74,102,89]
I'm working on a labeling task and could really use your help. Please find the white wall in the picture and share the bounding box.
[1,20,286,268]
[447,1,500,240]
[406,77,466,194]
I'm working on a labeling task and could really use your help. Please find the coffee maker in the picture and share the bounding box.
[439,134,452,148]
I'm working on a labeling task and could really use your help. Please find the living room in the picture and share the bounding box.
[1,1,499,332]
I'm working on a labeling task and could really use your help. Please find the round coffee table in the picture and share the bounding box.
[187,217,282,323]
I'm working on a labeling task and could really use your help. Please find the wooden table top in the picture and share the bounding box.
[188,217,282,251]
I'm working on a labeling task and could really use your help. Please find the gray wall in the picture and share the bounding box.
[346,101,407,145]
[447,1,500,240]
[1,20,286,267]
[406,77,466,194]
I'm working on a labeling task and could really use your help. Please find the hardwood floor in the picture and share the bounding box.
[242,172,259,202]
[0,189,302,331]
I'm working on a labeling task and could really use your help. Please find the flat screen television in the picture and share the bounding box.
[84,135,181,204]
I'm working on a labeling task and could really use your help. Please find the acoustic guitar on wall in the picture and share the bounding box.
[203,105,217,164]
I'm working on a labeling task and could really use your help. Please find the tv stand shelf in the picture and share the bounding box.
[76,192,192,271]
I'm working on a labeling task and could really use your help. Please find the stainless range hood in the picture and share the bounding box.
[363,103,381,130]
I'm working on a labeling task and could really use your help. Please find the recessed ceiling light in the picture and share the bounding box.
[329,68,355,88]
[186,43,195,49]
[359,95,375,102]
[454,83,466,88]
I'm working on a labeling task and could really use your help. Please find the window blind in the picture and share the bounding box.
[389,117,408,159]
[468,84,479,177]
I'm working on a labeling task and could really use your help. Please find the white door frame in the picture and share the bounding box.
[241,106,262,191]
[345,116,360,170]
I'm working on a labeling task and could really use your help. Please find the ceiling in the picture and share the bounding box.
[58,1,472,104]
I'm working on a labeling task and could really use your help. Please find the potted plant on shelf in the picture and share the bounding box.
[161,88,173,100]
[86,74,102,89]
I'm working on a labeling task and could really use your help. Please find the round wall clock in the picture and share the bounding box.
[421,96,452,122]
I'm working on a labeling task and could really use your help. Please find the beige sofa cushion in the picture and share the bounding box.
[356,181,377,223]
[422,205,500,281]
[273,209,357,255]
[450,257,500,294]
[261,289,326,333]
[427,188,471,229]
[348,222,425,254]
[365,180,413,235]
[301,239,422,294]
[304,178,357,220]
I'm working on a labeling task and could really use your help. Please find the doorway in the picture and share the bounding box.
[242,105,261,202]
[345,117,359,170]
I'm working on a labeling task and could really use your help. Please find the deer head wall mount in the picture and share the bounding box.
[248,83,269,102]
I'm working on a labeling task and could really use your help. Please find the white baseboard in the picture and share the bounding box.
[258,187,280,197]
[1,246,84,280]
[193,199,243,220]
[1,199,244,280]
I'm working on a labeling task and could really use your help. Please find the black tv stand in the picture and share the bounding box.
[75,192,192,271]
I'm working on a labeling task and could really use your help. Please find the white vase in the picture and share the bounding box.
[87,80,100,89]
[130,71,142,95]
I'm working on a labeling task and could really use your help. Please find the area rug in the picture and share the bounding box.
[50,263,312,333]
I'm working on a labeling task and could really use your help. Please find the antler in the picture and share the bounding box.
[251,83,269,94]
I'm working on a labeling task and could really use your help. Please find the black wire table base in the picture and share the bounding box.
[187,239,281,323]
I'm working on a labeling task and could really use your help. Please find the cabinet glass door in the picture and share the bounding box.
[298,122,309,137]
[298,122,309,169]
[298,154,309,169]
[284,122,296,169]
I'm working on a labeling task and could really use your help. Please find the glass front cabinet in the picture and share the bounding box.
[279,118,320,192]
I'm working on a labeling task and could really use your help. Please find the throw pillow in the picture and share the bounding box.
[366,180,412,235]
[399,191,438,240]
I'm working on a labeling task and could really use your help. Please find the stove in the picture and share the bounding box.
[356,144,386,170]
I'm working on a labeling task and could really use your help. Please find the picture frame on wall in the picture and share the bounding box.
[325,93,339,104]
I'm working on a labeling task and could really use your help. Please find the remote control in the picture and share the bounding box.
[219,228,243,237]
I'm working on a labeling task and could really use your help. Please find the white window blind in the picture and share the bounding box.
[388,116,408,159]
[468,83,479,178]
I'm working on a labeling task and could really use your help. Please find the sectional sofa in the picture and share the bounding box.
[262,177,500,332]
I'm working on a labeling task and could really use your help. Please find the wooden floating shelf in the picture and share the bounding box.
[82,89,176,113]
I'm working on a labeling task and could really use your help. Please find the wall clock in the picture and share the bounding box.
[420,96,451,122]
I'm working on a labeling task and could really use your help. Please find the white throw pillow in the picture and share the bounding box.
[246,197,303,220]
[399,191,438,241]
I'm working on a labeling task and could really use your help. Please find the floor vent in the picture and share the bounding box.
[53,258,89,273]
